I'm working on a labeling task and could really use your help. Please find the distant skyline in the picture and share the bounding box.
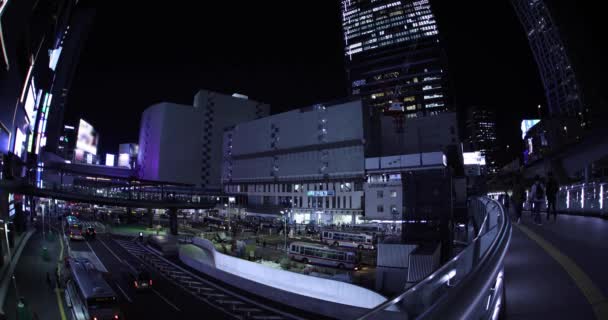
[66,1,605,156]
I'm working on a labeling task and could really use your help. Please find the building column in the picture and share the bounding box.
[0,189,8,267]
[147,208,154,228]
[169,208,178,235]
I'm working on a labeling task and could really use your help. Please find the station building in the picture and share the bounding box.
[137,90,269,191]
[222,100,366,225]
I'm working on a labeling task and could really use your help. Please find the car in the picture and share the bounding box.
[68,225,85,241]
[131,269,153,291]
[85,226,96,240]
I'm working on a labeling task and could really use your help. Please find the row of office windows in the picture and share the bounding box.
[260,195,358,210]
[225,182,363,194]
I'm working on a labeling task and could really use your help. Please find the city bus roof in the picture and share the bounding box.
[290,241,355,253]
[70,258,116,300]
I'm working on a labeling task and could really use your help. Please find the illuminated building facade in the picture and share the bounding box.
[0,0,96,165]
[341,0,449,134]
[511,0,583,118]
[222,100,365,225]
[466,107,499,174]
[137,90,269,191]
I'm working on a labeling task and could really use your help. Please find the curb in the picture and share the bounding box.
[0,230,35,315]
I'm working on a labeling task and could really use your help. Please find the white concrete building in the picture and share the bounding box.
[222,100,366,225]
[364,152,447,221]
[380,111,459,156]
[137,90,269,190]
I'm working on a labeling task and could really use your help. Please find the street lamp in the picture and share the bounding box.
[280,210,287,252]
[224,203,229,231]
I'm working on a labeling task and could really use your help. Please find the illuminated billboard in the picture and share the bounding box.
[76,119,98,155]
[105,154,115,166]
[520,119,540,140]
[463,151,486,166]
[13,128,26,158]
[118,153,130,168]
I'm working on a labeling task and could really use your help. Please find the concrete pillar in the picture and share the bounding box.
[0,189,8,266]
[147,208,154,228]
[585,164,592,183]
[169,208,178,235]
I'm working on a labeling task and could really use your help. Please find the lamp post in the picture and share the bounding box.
[280,210,287,252]
[224,203,229,231]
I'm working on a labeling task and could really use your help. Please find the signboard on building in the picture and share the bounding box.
[117,153,130,168]
[520,119,540,140]
[76,119,98,155]
[463,151,486,166]
[105,153,115,166]
[306,190,335,197]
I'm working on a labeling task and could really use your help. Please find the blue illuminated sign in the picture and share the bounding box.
[306,191,335,197]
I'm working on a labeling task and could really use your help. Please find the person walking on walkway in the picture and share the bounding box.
[529,175,546,225]
[511,176,526,224]
[46,272,53,290]
[546,172,559,222]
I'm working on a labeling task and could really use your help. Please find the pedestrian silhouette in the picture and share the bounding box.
[46,272,53,290]
[546,172,559,222]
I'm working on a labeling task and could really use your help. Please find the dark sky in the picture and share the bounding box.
[67,1,605,156]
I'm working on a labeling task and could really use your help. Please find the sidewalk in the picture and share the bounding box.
[505,210,608,319]
[3,229,65,320]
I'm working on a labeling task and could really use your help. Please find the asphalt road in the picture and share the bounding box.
[68,235,224,319]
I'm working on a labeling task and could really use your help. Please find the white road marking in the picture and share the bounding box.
[83,241,108,272]
[98,238,140,272]
[115,283,133,303]
[152,289,181,312]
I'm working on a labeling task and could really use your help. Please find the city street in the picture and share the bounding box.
[67,235,224,319]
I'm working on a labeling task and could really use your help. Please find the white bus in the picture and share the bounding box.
[66,258,122,320]
[321,230,375,250]
[289,241,358,270]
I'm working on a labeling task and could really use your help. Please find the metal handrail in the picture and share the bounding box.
[356,197,511,320]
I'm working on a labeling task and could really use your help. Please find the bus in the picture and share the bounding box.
[288,241,358,270]
[321,230,375,250]
[66,216,85,240]
[66,215,79,227]
[66,258,122,320]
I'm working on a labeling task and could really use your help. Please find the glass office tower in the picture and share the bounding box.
[341,0,449,123]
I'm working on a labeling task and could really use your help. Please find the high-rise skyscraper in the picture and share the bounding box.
[511,0,583,118]
[0,0,96,162]
[340,0,449,120]
[466,107,499,174]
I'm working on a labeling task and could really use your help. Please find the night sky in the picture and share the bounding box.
[66,1,606,156]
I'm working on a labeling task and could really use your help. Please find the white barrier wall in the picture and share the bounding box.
[191,238,386,309]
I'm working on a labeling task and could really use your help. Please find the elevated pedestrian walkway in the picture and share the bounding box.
[505,211,608,319]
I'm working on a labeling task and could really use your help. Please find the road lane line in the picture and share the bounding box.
[97,237,137,273]
[56,231,68,320]
[152,289,181,312]
[97,237,125,264]
[516,224,608,320]
[115,283,133,303]
[84,240,109,272]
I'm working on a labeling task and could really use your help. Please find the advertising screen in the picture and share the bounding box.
[105,153,115,166]
[520,119,540,140]
[76,119,98,155]
[118,153,130,168]
[13,128,26,158]
[463,151,486,166]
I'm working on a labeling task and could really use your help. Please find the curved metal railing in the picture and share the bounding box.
[356,197,512,320]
